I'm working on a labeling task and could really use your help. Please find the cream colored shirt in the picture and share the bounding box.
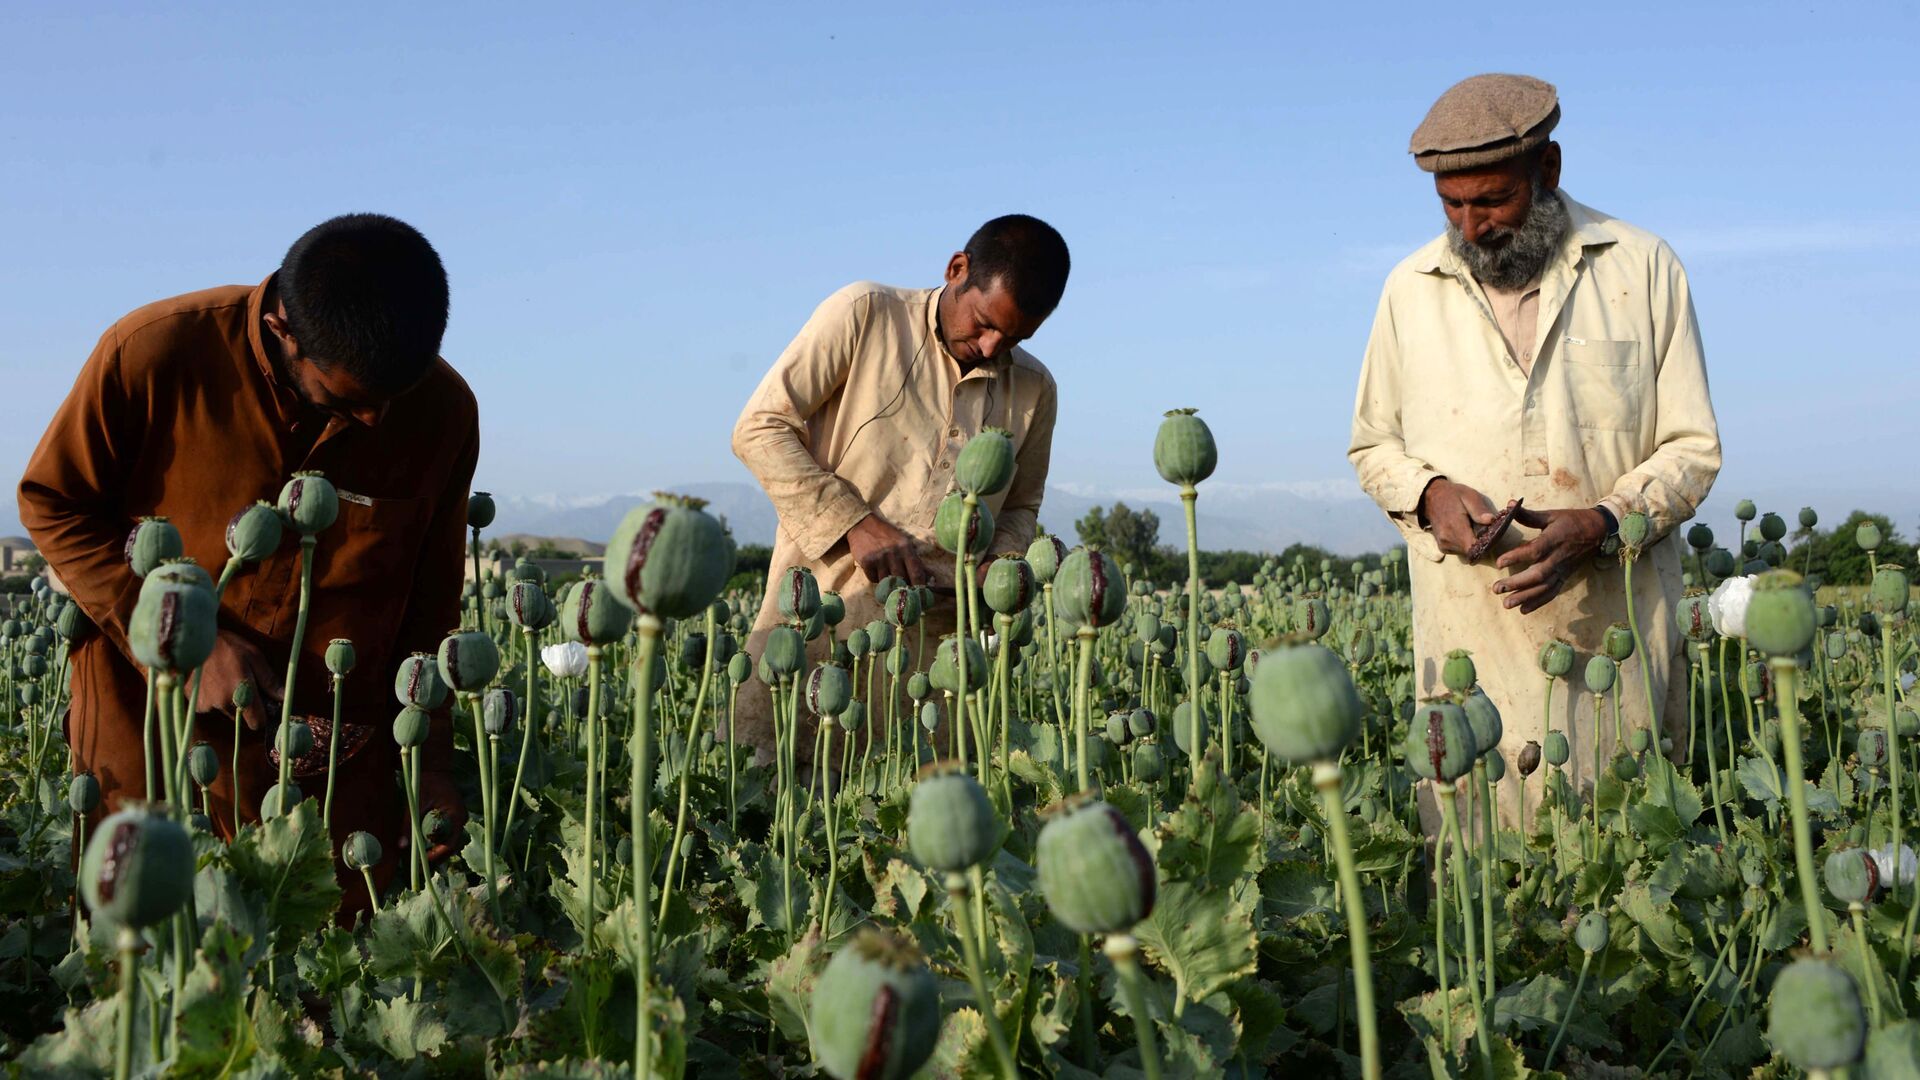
[733,281,1057,626]
[1348,194,1721,822]
[1483,277,1541,375]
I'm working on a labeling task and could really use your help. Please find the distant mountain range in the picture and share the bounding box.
[484,481,1403,557]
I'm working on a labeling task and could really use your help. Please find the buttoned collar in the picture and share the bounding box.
[925,284,1010,384]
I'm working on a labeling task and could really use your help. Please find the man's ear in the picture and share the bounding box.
[944,251,969,286]
[1539,142,1563,191]
[262,309,298,356]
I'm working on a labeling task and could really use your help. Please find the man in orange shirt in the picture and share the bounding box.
[19,213,476,909]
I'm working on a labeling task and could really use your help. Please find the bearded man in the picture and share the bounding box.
[1349,75,1721,822]
[731,214,1067,772]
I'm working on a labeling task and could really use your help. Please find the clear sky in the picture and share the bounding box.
[3,2,1916,541]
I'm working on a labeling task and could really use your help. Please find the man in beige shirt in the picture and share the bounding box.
[1349,74,1721,823]
[731,215,1067,766]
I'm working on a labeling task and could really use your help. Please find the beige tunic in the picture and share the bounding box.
[730,281,1058,759]
[1349,194,1721,821]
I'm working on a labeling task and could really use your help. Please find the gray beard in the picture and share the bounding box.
[1448,183,1571,290]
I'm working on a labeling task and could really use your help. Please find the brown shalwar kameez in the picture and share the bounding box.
[18,275,477,913]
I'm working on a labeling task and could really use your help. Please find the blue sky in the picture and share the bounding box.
[3,2,1916,542]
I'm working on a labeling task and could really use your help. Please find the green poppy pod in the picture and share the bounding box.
[80,807,194,929]
[954,427,1016,497]
[1037,797,1157,934]
[886,648,913,679]
[1128,708,1156,739]
[1484,749,1507,782]
[187,742,219,787]
[21,655,47,680]
[1026,533,1067,584]
[1601,622,1635,662]
[819,591,846,628]
[752,628,797,681]
[1206,627,1247,672]
[1825,847,1880,906]
[1895,706,1920,738]
[1687,523,1714,551]
[809,928,942,1080]
[1705,547,1736,578]
[1151,623,1177,656]
[678,632,709,670]
[1746,570,1817,657]
[929,636,987,694]
[144,558,213,592]
[1755,512,1786,542]
[223,501,283,562]
[1170,700,1212,758]
[466,491,495,530]
[394,653,449,709]
[1620,510,1651,549]
[68,772,100,814]
[805,664,853,717]
[836,699,866,734]
[129,578,217,674]
[1153,408,1218,487]
[506,580,555,632]
[1294,597,1331,640]
[481,578,505,601]
[232,679,255,711]
[1741,660,1770,700]
[1247,642,1361,763]
[603,495,734,620]
[343,831,382,872]
[776,566,822,622]
[1347,627,1376,663]
[1441,649,1476,695]
[1585,655,1617,694]
[1767,958,1867,1070]
[1612,754,1639,781]
[845,627,870,659]
[872,575,904,605]
[1407,700,1477,782]
[1537,639,1575,678]
[482,688,517,736]
[1054,547,1127,630]
[727,652,752,686]
[883,585,921,629]
[513,557,547,585]
[918,700,940,732]
[1759,541,1787,567]
[1001,607,1035,648]
[934,491,995,558]
[393,704,432,748]
[259,782,302,819]
[124,516,184,579]
[1734,499,1757,522]
[1133,742,1166,782]
[1463,688,1503,753]
[907,766,1000,871]
[632,647,668,689]
[1676,590,1715,642]
[1859,729,1890,770]
[1628,728,1652,755]
[982,557,1035,615]
[1857,520,1884,552]
[865,619,895,652]
[276,719,314,760]
[53,600,93,644]
[1870,565,1910,616]
[560,575,634,645]
[324,638,356,678]
[437,630,500,693]
[906,672,931,702]
[1798,506,1819,529]
[1104,712,1131,745]
[276,471,340,535]
[1574,911,1610,953]
[1517,740,1542,777]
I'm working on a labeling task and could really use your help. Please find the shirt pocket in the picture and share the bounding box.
[1560,337,1645,433]
[309,492,431,660]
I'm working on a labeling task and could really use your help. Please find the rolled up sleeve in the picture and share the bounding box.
[731,288,875,561]
[1598,244,1721,541]
[1348,287,1444,562]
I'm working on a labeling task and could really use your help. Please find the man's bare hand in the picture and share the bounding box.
[1419,478,1499,557]
[194,631,283,729]
[847,515,929,587]
[1492,507,1610,614]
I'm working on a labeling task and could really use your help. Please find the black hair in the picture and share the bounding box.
[961,214,1070,319]
[279,213,449,395]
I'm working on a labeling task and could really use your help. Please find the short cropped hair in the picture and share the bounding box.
[279,213,449,394]
[962,214,1070,319]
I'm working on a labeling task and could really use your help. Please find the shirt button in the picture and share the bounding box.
[938,459,950,469]
[948,427,960,438]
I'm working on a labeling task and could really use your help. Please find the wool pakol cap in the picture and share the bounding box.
[1410,73,1560,173]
